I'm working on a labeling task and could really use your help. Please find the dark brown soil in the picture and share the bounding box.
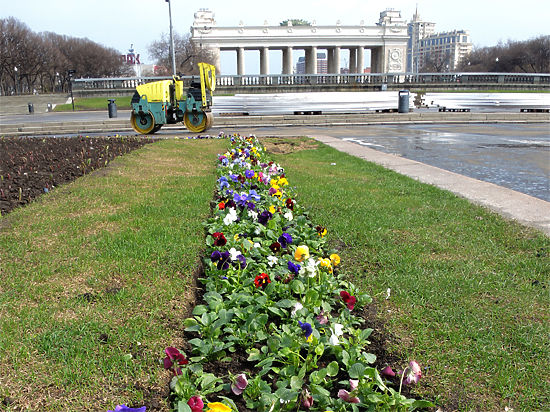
[0,136,155,216]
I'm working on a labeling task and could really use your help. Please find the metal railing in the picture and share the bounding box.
[72,72,550,92]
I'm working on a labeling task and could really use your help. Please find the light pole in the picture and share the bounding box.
[166,0,177,76]
[14,66,18,95]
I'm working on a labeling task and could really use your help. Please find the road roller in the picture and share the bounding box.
[130,62,215,134]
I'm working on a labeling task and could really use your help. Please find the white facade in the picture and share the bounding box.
[407,10,435,72]
[417,30,472,71]
[190,9,408,75]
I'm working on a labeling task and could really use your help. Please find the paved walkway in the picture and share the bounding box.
[314,134,550,236]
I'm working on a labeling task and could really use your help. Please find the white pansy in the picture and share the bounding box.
[267,255,278,267]
[229,247,240,260]
[248,210,258,221]
[284,211,293,221]
[329,334,339,346]
[253,242,261,248]
[223,207,238,225]
[290,302,303,317]
[299,258,319,277]
[333,323,344,336]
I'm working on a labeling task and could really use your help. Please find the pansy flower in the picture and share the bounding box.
[258,210,272,225]
[301,388,313,409]
[211,250,231,270]
[163,347,188,375]
[248,189,260,202]
[338,379,360,403]
[340,290,357,311]
[287,261,301,274]
[254,272,271,288]
[402,361,422,385]
[232,254,247,269]
[230,373,248,395]
[269,242,281,253]
[218,201,226,210]
[245,169,255,179]
[212,232,227,247]
[298,321,313,342]
[187,396,204,412]
[330,253,341,266]
[316,225,328,237]
[285,198,294,210]
[108,405,146,412]
[278,233,292,248]
[294,245,310,262]
[206,403,232,412]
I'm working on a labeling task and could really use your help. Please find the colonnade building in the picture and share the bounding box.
[190,9,408,75]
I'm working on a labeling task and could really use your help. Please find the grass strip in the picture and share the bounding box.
[54,96,133,111]
[0,138,226,411]
[266,137,549,412]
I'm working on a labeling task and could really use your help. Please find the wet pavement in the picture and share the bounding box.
[226,123,550,202]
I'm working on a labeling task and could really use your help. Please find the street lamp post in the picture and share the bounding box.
[166,0,177,76]
[14,67,18,95]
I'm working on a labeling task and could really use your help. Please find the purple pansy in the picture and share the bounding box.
[211,250,231,270]
[298,321,313,340]
[278,233,293,248]
[108,405,146,412]
[288,261,301,274]
[258,210,273,225]
[245,169,255,179]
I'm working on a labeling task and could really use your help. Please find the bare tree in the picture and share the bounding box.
[0,16,131,95]
[148,32,217,75]
[458,35,550,73]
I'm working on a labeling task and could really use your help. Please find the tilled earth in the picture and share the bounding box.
[0,136,155,216]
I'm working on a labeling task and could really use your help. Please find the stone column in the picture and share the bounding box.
[349,48,357,73]
[371,48,379,73]
[282,47,293,74]
[237,47,245,76]
[306,46,318,74]
[333,46,341,74]
[328,48,334,73]
[260,47,269,75]
[357,47,364,74]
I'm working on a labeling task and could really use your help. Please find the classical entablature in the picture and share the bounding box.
[190,10,408,75]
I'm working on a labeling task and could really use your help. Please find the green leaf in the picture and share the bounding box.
[192,305,208,316]
[247,348,262,361]
[362,352,376,364]
[326,360,339,376]
[290,375,303,390]
[275,388,298,401]
[177,400,192,412]
[315,343,324,356]
[411,400,436,409]
[290,279,305,294]
[360,328,373,341]
[310,383,330,397]
[276,299,295,308]
[349,362,366,379]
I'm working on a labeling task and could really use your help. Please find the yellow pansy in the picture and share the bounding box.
[234,233,240,241]
[277,177,289,186]
[294,245,310,262]
[269,205,276,214]
[330,253,341,266]
[319,257,331,268]
[207,402,232,412]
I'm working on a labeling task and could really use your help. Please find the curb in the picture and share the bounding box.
[1,112,549,136]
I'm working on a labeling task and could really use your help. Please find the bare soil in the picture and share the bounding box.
[0,136,155,216]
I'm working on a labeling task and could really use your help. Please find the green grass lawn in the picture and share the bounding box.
[1,135,548,411]
[266,138,549,412]
[54,96,133,111]
[0,138,226,411]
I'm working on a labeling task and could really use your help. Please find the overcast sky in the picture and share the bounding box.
[2,0,549,74]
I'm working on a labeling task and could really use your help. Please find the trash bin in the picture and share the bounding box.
[47,103,53,112]
[28,103,34,114]
[107,99,117,118]
[398,90,410,113]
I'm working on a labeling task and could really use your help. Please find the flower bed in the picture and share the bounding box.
[163,134,432,411]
